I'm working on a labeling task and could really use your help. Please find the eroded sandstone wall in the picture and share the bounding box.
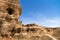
[0,0,22,37]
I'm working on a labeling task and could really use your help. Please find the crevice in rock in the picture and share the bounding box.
[6,7,14,15]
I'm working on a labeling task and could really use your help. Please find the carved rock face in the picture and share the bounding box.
[0,0,22,37]
[0,0,22,19]
[6,5,21,19]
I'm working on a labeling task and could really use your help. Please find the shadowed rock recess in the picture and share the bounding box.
[0,0,60,40]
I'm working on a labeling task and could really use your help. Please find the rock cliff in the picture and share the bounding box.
[0,0,22,40]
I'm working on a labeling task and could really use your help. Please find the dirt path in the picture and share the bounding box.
[46,34,58,40]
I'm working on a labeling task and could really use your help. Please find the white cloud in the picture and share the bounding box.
[40,18,60,28]
[31,13,60,28]
[45,19,59,24]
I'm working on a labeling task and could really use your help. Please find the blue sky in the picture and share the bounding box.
[19,0,60,28]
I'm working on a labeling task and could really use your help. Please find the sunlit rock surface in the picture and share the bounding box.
[0,0,22,40]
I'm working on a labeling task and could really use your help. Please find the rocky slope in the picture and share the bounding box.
[21,24,60,40]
